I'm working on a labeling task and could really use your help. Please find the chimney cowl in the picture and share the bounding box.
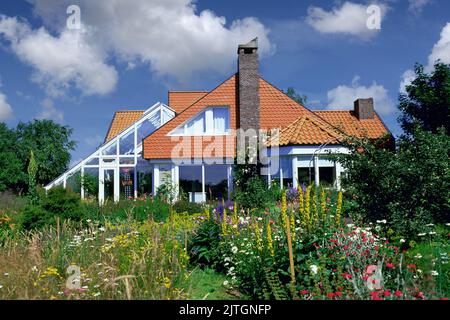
[354,98,375,120]
[238,37,258,54]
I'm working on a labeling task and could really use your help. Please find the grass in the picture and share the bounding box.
[184,268,246,300]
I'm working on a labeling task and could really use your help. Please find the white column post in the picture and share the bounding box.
[201,164,206,202]
[314,155,320,187]
[292,156,298,189]
[335,161,343,190]
[133,169,138,199]
[80,166,85,200]
[63,174,67,189]
[98,168,104,205]
[227,164,233,200]
[153,164,160,195]
[114,168,120,202]
[280,166,284,189]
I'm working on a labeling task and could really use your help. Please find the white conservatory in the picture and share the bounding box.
[44,102,175,204]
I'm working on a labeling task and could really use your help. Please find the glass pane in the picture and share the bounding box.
[119,131,135,155]
[159,165,172,186]
[85,157,99,166]
[137,165,153,197]
[213,108,229,133]
[83,168,99,199]
[319,167,335,187]
[137,119,158,142]
[186,113,205,135]
[120,168,134,199]
[103,142,117,155]
[104,169,115,201]
[179,166,202,195]
[204,165,228,201]
[120,157,135,165]
[298,168,314,187]
[102,158,117,165]
[66,170,81,195]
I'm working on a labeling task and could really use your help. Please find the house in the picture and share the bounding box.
[45,38,391,204]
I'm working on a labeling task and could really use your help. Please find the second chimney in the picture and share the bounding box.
[354,98,375,120]
[238,38,260,132]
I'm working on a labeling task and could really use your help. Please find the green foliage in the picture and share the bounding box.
[16,120,76,186]
[0,123,25,192]
[0,120,76,193]
[285,87,308,106]
[399,63,450,135]
[27,149,38,202]
[21,187,84,230]
[188,219,221,267]
[173,200,203,214]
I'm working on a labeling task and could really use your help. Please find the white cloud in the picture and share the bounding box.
[0,92,13,121]
[400,23,450,93]
[326,76,395,115]
[399,69,416,94]
[0,15,118,98]
[36,98,64,122]
[27,0,272,81]
[427,23,450,69]
[408,0,431,14]
[305,1,388,39]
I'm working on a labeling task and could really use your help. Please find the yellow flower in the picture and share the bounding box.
[281,190,287,226]
[298,188,304,223]
[221,209,228,237]
[266,222,275,257]
[336,191,343,226]
[304,186,311,229]
[163,277,171,289]
[253,221,263,252]
[290,209,296,241]
[320,188,327,221]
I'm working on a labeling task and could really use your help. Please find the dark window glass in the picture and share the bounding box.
[205,165,228,201]
[179,166,203,194]
[319,167,335,186]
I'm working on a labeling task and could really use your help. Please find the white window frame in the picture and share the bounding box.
[168,106,231,136]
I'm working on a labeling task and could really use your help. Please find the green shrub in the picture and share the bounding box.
[21,204,52,230]
[41,186,84,221]
[173,200,203,215]
[188,219,221,267]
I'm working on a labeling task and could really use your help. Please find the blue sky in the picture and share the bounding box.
[0,0,449,165]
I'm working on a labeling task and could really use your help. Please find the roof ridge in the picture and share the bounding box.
[304,113,343,139]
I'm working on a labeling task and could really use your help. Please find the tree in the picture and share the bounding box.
[0,123,25,192]
[27,149,38,201]
[286,87,308,105]
[16,120,76,186]
[333,62,450,239]
[334,128,449,238]
[399,62,450,135]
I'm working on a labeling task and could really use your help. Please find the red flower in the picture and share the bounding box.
[407,264,417,270]
[440,298,449,300]
[269,219,274,225]
[394,290,403,297]
[327,293,335,299]
[343,245,350,251]
[335,292,343,297]
[386,263,395,269]
[383,290,391,297]
[341,272,352,280]
[370,291,382,300]
[299,290,309,295]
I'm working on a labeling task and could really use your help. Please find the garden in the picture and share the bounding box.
[0,63,448,300]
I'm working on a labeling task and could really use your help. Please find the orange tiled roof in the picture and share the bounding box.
[143,76,322,159]
[105,110,145,142]
[267,114,344,146]
[143,75,238,159]
[168,91,208,114]
[260,78,308,130]
[314,110,389,139]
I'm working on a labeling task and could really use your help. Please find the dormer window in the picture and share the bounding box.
[170,107,230,136]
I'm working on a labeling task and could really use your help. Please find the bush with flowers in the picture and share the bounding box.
[194,186,449,300]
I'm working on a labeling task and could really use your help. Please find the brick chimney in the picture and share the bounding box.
[354,98,375,120]
[238,38,260,132]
